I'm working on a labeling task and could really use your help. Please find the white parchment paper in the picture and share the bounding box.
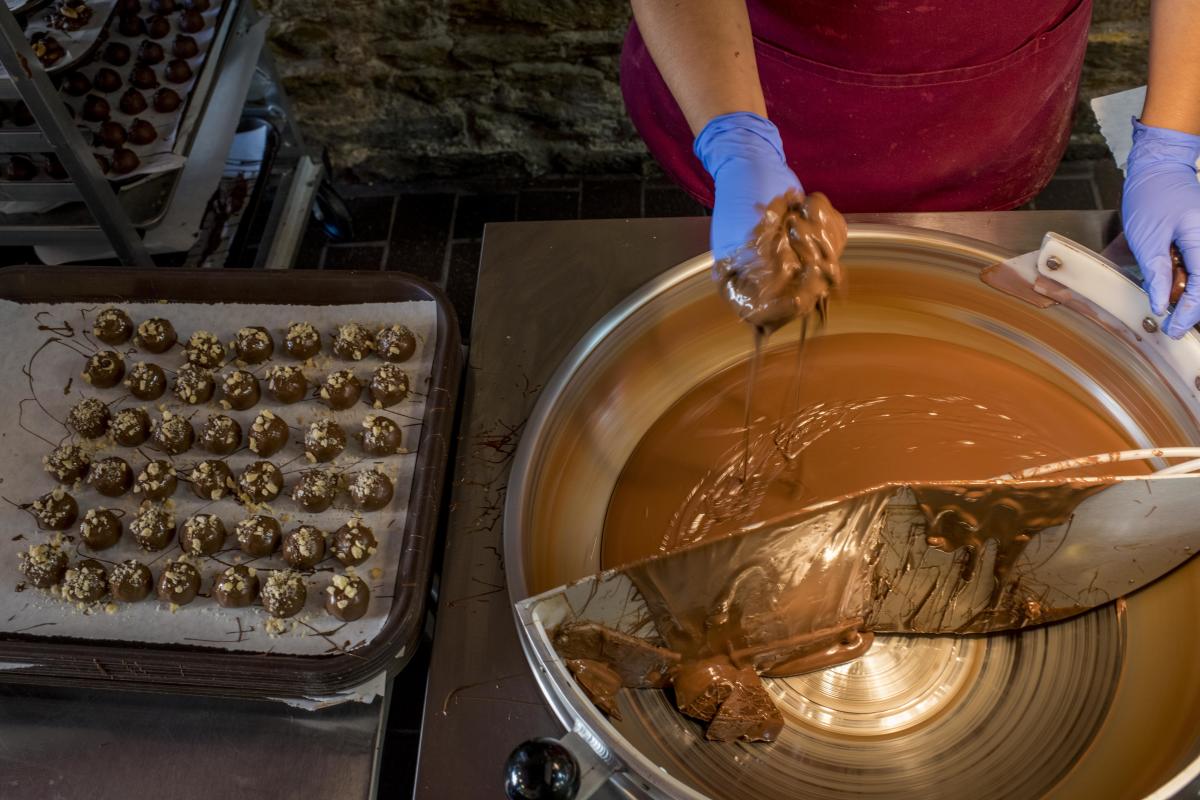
[0,299,437,657]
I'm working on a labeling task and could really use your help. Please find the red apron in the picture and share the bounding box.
[621,0,1093,212]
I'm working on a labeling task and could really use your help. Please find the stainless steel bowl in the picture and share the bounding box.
[505,225,1200,799]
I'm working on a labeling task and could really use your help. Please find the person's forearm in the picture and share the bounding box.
[630,0,766,134]
[1142,0,1200,134]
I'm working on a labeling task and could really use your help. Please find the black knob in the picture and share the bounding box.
[504,737,580,800]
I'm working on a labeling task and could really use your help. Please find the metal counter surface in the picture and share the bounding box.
[414,210,1121,799]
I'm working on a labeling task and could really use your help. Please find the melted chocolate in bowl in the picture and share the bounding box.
[509,228,1200,799]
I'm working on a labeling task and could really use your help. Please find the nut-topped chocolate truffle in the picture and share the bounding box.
[156,558,200,605]
[112,407,151,447]
[331,518,377,567]
[304,419,346,462]
[88,456,133,497]
[152,410,193,455]
[19,539,68,588]
[62,559,108,604]
[130,502,175,551]
[184,330,225,369]
[368,363,409,408]
[376,324,416,363]
[284,322,321,359]
[220,369,260,410]
[332,322,374,361]
[92,308,133,345]
[262,570,307,619]
[348,469,393,511]
[180,512,226,555]
[135,318,177,353]
[173,362,215,404]
[32,488,78,530]
[83,350,125,389]
[233,326,274,364]
[214,565,258,608]
[134,459,177,500]
[109,559,152,602]
[197,413,241,455]
[282,525,326,569]
[266,364,308,404]
[68,397,110,438]
[359,415,403,456]
[248,410,288,457]
[236,460,283,504]
[79,507,122,549]
[189,459,234,501]
[124,361,167,400]
[235,514,281,557]
[292,469,337,513]
[325,572,370,621]
[319,369,362,410]
[44,443,90,483]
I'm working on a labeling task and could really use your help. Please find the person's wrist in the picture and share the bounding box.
[693,111,788,180]
[1129,117,1200,171]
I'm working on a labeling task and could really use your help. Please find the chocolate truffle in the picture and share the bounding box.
[304,419,346,462]
[119,87,148,114]
[184,330,225,368]
[173,362,215,404]
[292,469,337,513]
[325,572,369,621]
[266,364,307,404]
[94,68,123,94]
[82,94,111,122]
[135,317,177,353]
[190,458,234,501]
[368,364,409,408]
[149,0,174,12]
[95,154,111,175]
[152,87,181,113]
[220,369,260,411]
[236,460,283,504]
[262,570,307,619]
[164,58,193,83]
[138,40,165,65]
[184,0,208,11]
[197,413,241,455]
[177,9,204,33]
[214,565,258,608]
[30,33,65,66]
[32,488,78,530]
[319,369,361,410]
[124,361,166,400]
[44,443,90,483]
[172,33,198,58]
[282,525,326,569]
[5,156,35,181]
[348,469,393,511]
[95,120,127,148]
[130,502,175,550]
[116,0,140,14]
[128,118,157,145]
[359,415,403,456]
[332,322,374,361]
[376,324,416,363]
[147,13,171,38]
[88,456,133,497]
[82,350,125,388]
[235,515,281,557]
[79,507,122,550]
[109,559,152,602]
[130,64,159,90]
[180,512,226,556]
[233,326,274,364]
[63,559,108,603]
[50,0,93,30]
[111,147,141,176]
[152,410,193,455]
[248,410,288,457]
[284,322,320,359]
[134,459,177,500]
[63,71,92,97]
[68,396,111,438]
[92,307,133,344]
[19,540,68,588]
[112,407,151,446]
[156,558,200,605]
[44,155,69,180]
[103,42,132,66]
[118,14,146,36]
[331,519,376,567]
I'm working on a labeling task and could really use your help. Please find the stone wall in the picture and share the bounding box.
[263,0,1149,182]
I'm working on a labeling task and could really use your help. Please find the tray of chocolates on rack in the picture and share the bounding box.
[0,267,461,698]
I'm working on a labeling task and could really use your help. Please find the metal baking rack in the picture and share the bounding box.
[0,0,321,267]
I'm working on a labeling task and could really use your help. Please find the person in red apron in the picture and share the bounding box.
[622,0,1200,338]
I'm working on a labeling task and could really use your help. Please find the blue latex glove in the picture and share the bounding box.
[1122,118,1200,338]
[694,112,803,262]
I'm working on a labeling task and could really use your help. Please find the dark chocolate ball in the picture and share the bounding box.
[172,34,198,58]
[138,40,165,65]
[125,361,166,400]
[198,414,241,455]
[45,155,68,180]
[118,14,146,36]
[109,559,153,602]
[304,419,346,462]
[220,369,260,411]
[173,363,215,404]
[146,13,172,38]
[130,65,159,90]
[120,88,148,115]
[237,460,283,503]
[180,513,226,556]
[82,94,111,122]
[95,120,127,148]
[332,322,374,361]
[153,87,181,112]
[189,459,234,501]
[184,0,208,11]
[62,71,92,96]
[320,369,361,410]
[177,9,204,33]
[94,154,111,175]
[103,42,132,66]
[111,147,140,176]
[152,410,193,455]
[5,156,36,181]
[348,469,393,511]
[62,559,108,603]
[88,455,133,497]
[130,502,175,551]
[266,364,308,404]
[368,363,409,408]
[30,33,64,66]
[284,322,320,359]
[325,573,370,621]
[233,326,273,364]
[68,396,111,438]
[94,68,123,94]
[79,507,122,550]
[112,407,151,446]
[184,329,225,368]
[149,0,174,12]
[282,525,326,569]
[93,307,133,344]
[262,571,307,619]
[376,324,416,363]
[359,415,403,456]
[248,410,289,457]
[128,118,157,145]
[135,317,176,352]
[332,519,377,566]
[44,443,90,483]
[116,0,141,15]
[31,488,78,530]
[134,459,177,500]
[235,515,281,557]
[292,469,337,513]
[157,559,200,604]
[164,58,193,83]
[83,349,125,387]
[19,541,68,588]
[214,565,259,608]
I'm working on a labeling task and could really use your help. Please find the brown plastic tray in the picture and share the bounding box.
[0,266,462,698]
